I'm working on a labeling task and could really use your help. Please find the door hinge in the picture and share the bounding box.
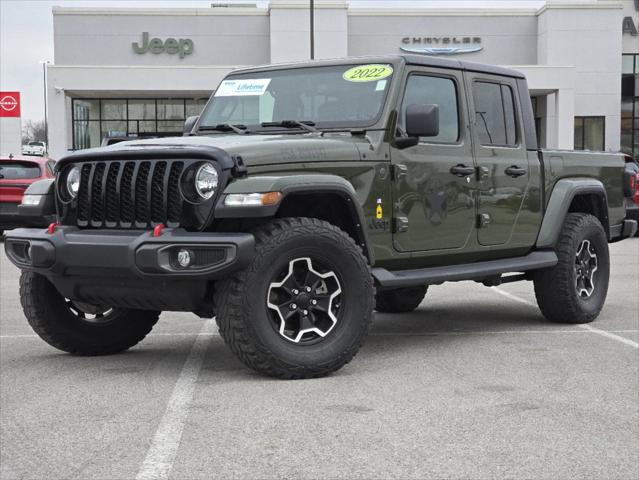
[393,217,409,233]
[476,166,489,181]
[391,164,408,181]
[477,213,491,228]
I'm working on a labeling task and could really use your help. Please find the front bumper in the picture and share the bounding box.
[4,226,255,312]
[5,226,254,278]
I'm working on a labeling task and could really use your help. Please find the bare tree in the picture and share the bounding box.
[22,120,46,144]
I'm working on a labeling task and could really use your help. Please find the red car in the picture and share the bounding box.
[0,155,55,235]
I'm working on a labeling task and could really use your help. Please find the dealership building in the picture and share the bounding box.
[46,0,638,159]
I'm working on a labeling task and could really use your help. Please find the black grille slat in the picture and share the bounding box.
[77,164,92,223]
[167,162,184,225]
[119,162,135,225]
[105,163,120,223]
[90,163,106,225]
[151,161,167,223]
[135,162,151,225]
[69,159,188,228]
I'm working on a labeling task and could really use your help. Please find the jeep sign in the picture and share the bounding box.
[132,32,194,58]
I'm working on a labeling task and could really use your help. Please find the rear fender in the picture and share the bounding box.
[536,178,608,248]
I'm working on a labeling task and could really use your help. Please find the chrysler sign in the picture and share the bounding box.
[400,36,483,56]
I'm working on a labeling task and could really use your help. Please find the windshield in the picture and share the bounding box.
[198,64,394,131]
[28,142,44,147]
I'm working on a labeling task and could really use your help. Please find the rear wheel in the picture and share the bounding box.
[20,272,160,355]
[375,286,428,313]
[215,217,374,379]
[533,213,609,324]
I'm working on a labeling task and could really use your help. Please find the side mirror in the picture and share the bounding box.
[183,115,199,136]
[405,104,439,138]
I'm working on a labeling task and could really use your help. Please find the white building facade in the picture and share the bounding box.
[47,0,639,159]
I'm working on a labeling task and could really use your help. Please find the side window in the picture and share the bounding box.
[473,81,518,147]
[402,75,459,143]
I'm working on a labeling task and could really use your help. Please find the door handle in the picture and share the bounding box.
[505,166,527,178]
[450,164,475,177]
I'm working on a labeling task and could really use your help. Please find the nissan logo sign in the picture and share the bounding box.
[0,95,18,112]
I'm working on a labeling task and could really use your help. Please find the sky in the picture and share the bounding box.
[0,0,546,122]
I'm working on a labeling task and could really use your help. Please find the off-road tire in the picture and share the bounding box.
[20,272,160,355]
[533,213,609,324]
[375,286,428,313]
[215,217,374,379]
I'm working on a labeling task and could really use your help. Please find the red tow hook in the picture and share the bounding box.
[47,222,59,234]
[153,223,166,237]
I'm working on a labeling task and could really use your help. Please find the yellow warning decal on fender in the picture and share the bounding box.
[343,64,393,82]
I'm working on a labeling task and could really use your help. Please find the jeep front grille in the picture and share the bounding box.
[73,160,185,228]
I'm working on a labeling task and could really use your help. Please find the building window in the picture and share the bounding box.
[622,54,639,160]
[473,81,518,147]
[72,97,209,150]
[574,116,605,151]
[401,74,460,144]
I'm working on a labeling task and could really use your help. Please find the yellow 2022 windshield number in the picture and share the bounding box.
[343,65,393,82]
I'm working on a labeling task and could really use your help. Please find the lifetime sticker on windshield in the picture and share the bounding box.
[215,78,271,96]
[343,64,393,82]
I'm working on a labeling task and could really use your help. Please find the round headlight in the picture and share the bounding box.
[195,163,218,200]
[66,166,81,198]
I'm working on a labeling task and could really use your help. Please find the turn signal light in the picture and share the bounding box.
[224,192,282,207]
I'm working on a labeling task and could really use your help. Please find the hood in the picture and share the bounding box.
[61,133,364,169]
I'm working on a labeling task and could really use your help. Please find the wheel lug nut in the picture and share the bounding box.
[292,289,299,295]
[311,299,317,305]
[303,310,308,315]
[291,303,297,310]
[306,286,312,293]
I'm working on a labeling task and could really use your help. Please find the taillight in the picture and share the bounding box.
[634,173,639,205]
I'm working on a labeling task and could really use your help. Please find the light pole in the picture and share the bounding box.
[40,61,49,148]
[310,0,315,60]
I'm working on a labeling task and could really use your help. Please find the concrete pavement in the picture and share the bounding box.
[1,239,637,479]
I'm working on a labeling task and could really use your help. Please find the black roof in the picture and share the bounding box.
[231,54,525,79]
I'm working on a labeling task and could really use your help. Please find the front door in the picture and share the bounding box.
[391,68,476,252]
[465,73,530,246]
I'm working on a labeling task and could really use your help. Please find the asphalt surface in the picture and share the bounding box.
[1,238,637,480]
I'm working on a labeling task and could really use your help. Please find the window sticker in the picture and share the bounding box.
[215,78,271,97]
[375,79,388,91]
[343,64,393,82]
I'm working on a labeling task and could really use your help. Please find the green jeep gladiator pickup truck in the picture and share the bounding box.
[5,55,637,379]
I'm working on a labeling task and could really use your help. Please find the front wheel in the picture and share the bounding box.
[20,272,160,355]
[215,218,374,379]
[533,213,610,324]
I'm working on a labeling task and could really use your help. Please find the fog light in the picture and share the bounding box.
[177,248,192,268]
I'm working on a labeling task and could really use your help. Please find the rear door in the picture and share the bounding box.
[465,73,530,246]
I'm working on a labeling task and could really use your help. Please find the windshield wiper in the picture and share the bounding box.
[198,123,249,135]
[260,120,317,133]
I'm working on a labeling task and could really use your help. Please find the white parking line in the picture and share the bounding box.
[492,287,639,349]
[135,317,216,480]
